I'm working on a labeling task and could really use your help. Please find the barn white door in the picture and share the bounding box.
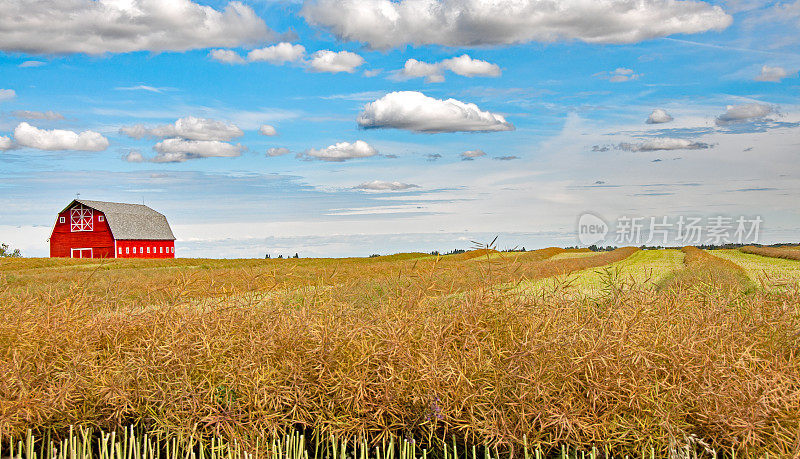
[70,248,93,259]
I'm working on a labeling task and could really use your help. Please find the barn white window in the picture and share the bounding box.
[140,247,143,253]
[118,247,122,255]
[98,216,105,222]
[171,247,174,253]
[59,216,65,223]
[70,205,93,232]
[133,247,136,254]
[159,247,163,253]
[126,247,129,254]
[147,247,150,254]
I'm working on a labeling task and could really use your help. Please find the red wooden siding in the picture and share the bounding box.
[49,203,176,259]
[116,240,175,259]
[49,207,115,258]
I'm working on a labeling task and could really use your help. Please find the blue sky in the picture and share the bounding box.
[1,0,799,257]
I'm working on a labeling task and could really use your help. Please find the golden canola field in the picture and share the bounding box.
[1,246,799,457]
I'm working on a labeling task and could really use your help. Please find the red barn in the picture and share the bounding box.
[49,199,176,259]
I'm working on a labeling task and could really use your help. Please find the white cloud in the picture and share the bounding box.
[121,116,244,141]
[0,0,272,55]
[124,150,145,163]
[19,61,45,68]
[357,91,515,133]
[0,89,16,101]
[597,67,641,82]
[259,125,278,136]
[266,147,291,157]
[302,140,377,162]
[461,149,487,160]
[399,54,500,82]
[646,109,674,124]
[302,0,731,49]
[209,49,246,64]
[0,136,12,150]
[401,59,445,83]
[444,55,501,77]
[13,122,109,151]
[754,65,793,82]
[153,139,245,162]
[12,110,64,120]
[308,50,365,73]
[716,103,774,125]
[363,69,382,77]
[115,85,168,93]
[619,138,712,151]
[355,180,420,191]
[247,43,306,64]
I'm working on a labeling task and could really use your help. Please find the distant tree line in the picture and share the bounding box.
[0,243,21,258]
[265,253,300,259]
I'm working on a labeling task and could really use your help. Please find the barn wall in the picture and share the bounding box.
[49,207,115,258]
[116,240,175,259]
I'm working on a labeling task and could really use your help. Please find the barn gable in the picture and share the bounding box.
[61,200,176,241]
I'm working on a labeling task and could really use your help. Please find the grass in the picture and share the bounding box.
[2,248,800,456]
[712,249,800,290]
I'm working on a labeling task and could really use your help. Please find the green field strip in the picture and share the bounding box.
[515,249,684,296]
[710,249,800,289]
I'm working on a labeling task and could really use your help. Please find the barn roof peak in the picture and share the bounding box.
[63,199,176,241]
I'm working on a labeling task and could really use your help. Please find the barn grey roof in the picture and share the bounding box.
[65,199,176,241]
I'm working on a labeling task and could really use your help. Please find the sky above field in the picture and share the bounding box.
[1,0,799,257]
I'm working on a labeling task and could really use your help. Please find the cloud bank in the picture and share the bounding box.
[210,42,306,65]
[12,110,64,120]
[646,109,673,124]
[461,149,487,160]
[302,0,731,49]
[357,91,514,133]
[755,65,793,82]
[121,116,243,141]
[302,140,377,161]
[400,54,501,82]
[13,122,109,151]
[308,50,365,73]
[716,103,774,125]
[355,180,420,191]
[259,125,278,136]
[153,139,245,162]
[266,147,291,157]
[618,137,712,151]
[0,0,272,55]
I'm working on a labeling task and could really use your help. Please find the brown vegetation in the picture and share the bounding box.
[1,248,799,456]
[658,246,755,293]
[740,245,800,261]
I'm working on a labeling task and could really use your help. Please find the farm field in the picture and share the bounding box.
[515,249,684,296]
[712,248,800,290]
[1,248,800,457]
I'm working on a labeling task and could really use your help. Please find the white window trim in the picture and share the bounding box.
[59,216,65,223]
[70,248,93,259]
[70,205,93,232]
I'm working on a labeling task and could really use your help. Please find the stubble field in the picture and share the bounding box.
[1,246,799,457]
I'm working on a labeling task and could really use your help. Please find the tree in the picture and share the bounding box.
[0,243,22,258]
